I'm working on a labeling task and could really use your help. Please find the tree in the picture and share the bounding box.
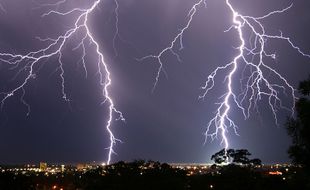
[231,149,251,164]
[211,148,261,166]
[249,158,262,166]
[211,149,230,164]
[286,76,310,171]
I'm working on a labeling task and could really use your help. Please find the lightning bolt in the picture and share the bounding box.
[0,0,124,165]
[201,0,310,153]
[141,0,310,160]
[138,0,207,92]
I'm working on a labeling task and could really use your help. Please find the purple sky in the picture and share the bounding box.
[0,0,310,164]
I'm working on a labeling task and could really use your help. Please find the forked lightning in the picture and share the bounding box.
[142,0,310,160]
[0,0,124,165]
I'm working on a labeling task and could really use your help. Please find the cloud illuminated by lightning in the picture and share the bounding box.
[0,0,124,165]
[141,0,310,158]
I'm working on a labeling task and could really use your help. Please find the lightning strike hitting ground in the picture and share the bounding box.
[0,0,124,165]
[201,0,310,152]
[142,0,310,159]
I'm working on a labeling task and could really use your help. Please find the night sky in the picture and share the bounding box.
[0,0,310,164]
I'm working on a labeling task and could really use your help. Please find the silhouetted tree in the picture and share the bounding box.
[249,158,262,166]
[231,149,251,164]
[286,76,310,171]
[211,149,230,164]
[211,148,261,166]
[299,77,310,95]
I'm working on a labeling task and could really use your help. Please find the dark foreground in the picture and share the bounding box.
[0,161,309,190]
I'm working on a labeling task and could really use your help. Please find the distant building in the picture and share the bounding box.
[40,162,47,172]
